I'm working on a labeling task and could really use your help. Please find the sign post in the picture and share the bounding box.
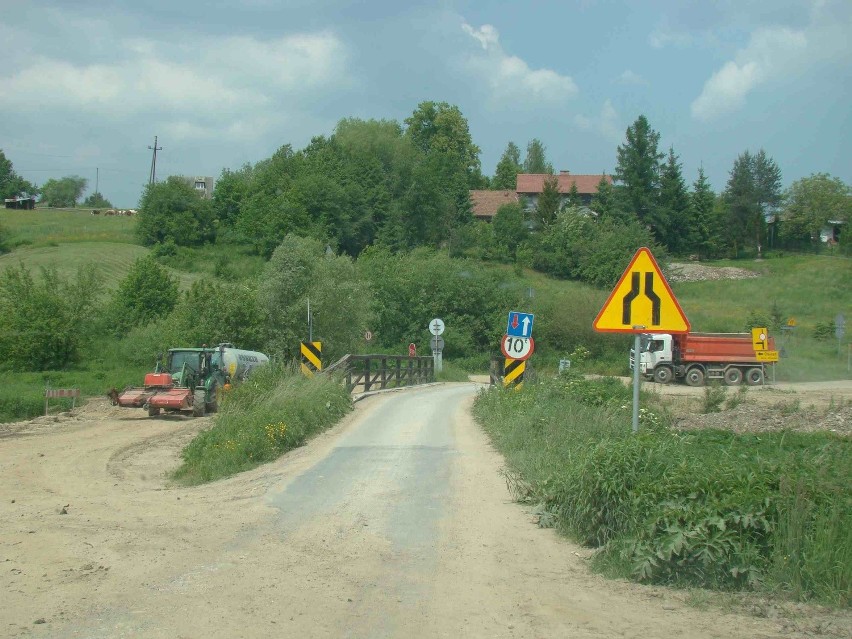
[592,248,690,433]
[429,318,445,374]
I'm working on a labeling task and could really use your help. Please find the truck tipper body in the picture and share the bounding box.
[631,332,774,386]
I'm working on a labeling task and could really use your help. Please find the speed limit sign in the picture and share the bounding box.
[501,335,535,361]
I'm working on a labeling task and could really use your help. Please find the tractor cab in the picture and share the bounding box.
[165,348,214,389]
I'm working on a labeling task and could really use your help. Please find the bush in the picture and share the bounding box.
[473,376,851,603]
[173,363,352,484]
[136,176,216,247]
[0,264,103,370]
[105,255,179,337]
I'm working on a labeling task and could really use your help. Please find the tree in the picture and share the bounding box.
[404,101,482,188]
[493,142,523,190]
[657,147,692,254]
[491,203,527,260]
[0,264,102,370]
[106,255,179,337]
[536,175,561,226]
[723,151,761,256]
[780,174,851,248]
[522,139,553,174]
[0,150,37,199]
[753,149,783,250]
[690,167,719,259]
[137,176,216,247]
[614,115,664,236]
[258,235,372,360]
[565,182,581,209]
[40,176,87,207]
[591,174,616,220]
[212,164,253,228]
[82,192,113,209]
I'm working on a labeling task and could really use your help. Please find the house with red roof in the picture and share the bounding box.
[516,171,612,212]
[469,190,520,221]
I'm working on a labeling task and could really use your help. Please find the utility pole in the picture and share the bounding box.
[95,167,99,195]
[148,136,162,185]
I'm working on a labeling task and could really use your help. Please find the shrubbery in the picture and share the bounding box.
[473,375,850,604]
[173,363,352,484]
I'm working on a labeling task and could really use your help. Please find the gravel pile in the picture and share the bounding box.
[674,401,851,436]
[665,262,761,283]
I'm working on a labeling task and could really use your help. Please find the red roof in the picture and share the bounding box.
[516,172,611,195]
[469,190,519,220]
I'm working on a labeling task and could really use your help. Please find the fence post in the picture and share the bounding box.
[364,358,371,392]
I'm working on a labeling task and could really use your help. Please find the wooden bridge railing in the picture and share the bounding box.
[324,355,435,393]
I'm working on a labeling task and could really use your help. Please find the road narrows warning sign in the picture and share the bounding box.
[593,247,690,334]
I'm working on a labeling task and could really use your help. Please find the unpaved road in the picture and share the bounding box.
[1,383,849,638]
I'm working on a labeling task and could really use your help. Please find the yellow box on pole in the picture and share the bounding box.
[503,358,525,390]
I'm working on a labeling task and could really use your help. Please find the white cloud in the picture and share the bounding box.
[0,19,349,142]
[574,99,621,142]
[619,70,647,86]
[691,27,806,121]
[461,21,578,106]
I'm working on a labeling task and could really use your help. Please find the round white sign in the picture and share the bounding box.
[429,318,445,335]
[501,335,535,361]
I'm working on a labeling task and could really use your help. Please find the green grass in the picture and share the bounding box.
[172,363,352,484]
[0,364,149,422]
[0,242,203,292]
[1,207,138,247]
[473,374,851,606]
[155,242,267,281]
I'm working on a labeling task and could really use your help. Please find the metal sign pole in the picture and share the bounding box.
[632,327,644,433]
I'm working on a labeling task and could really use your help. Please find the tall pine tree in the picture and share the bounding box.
[523,139,553,174]
[723,151,759,257]
[536,176,560,226]
[614,115,664,238]
[691,166,717,259]
[493,142,523,190]
[657,147,692,254]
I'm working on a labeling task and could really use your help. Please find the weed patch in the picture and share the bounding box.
[173,364,352,484]
[473,375,851,605]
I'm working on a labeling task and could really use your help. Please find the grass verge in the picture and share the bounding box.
[472,374,851,606]
[172,363,352,484]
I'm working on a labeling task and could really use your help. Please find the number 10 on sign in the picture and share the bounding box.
[501,335,535,361]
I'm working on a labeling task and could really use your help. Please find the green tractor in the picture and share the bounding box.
[111,344,269,417]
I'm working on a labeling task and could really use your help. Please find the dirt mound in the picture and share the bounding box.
[675,400,851,435]
[666,262,760,283]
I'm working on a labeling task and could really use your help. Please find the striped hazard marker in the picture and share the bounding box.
[300,341,322,377]
[503,358,525,390]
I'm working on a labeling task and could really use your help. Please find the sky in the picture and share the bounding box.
[1,0,850,208]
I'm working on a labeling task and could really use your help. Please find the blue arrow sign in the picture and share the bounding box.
[507,311,534,338]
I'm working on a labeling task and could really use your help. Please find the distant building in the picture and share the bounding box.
[179,176,216,199]
[4,195,37,210]
[516,171,611,212]
[469,190,519,221]
[469,170,611,222]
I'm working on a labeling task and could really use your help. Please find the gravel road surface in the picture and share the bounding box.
[1,383,848,638]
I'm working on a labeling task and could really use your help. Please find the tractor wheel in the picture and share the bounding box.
[685,367,705,387]
[653,366,673,384]
[147,405,161,417]
[724,367,743,386]
[207,384,222,413]
[746,367,764,386]
[192,389,206,417]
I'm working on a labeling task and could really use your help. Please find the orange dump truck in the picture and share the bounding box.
[630,332,775,386]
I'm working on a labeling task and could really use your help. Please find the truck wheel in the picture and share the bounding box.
[724,368,743,386]
[685,367,705,387]
[147,404,161,417]
[746,367,764,386]
[653,366,673,384]
[192,389,206,417]
[207,384,221,413]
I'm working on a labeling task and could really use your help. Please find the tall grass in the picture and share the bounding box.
[473,374,851,605]
[172,363,352,484]
[1,208,138,247]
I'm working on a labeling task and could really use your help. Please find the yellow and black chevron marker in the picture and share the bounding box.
[300,341,322,377]
[503,358,525,390]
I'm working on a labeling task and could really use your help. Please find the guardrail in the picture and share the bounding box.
[325,355,435,393]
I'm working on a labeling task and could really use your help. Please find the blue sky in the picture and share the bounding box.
[1,0,849,207]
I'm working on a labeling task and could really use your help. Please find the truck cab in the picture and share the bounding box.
[631,333,674,381]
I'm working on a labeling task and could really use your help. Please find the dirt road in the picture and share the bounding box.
[1,384,848,638]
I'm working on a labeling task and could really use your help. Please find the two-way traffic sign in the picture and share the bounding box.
[507,311,534,338]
